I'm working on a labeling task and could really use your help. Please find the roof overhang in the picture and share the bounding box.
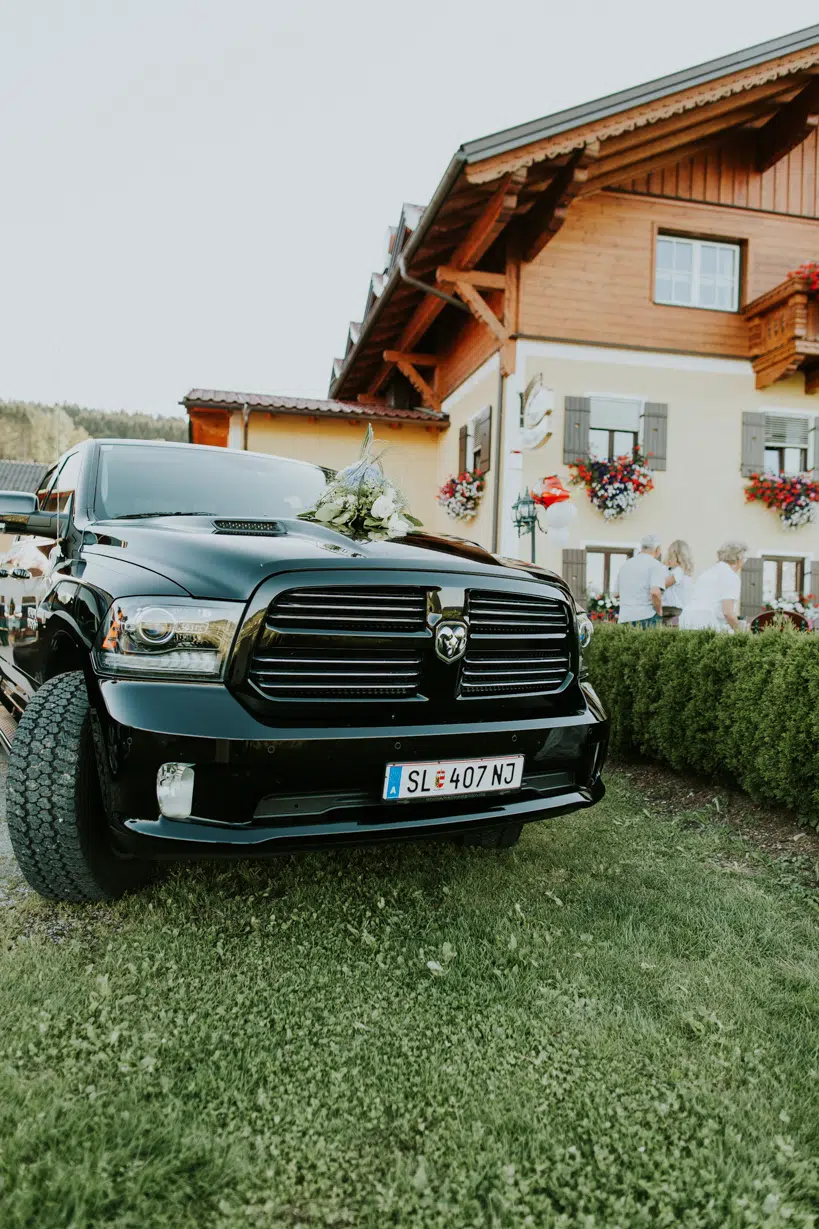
[182,390,449,429]
[330,24,819,404]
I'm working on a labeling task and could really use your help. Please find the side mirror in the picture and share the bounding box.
[0,492,60,540]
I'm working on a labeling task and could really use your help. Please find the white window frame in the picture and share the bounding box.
[465,406,489,471]
[585,393,645,462]
[756,549,813,602]
[582,541,638,598]
[761,407,815,474]
[654,234,740,313]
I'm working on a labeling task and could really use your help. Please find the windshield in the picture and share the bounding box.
[95,444,328,521]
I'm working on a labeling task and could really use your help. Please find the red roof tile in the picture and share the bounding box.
[182,389,448,427]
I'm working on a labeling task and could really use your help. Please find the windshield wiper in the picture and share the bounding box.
[111,511,217,520]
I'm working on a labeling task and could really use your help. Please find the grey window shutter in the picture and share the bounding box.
[741,411,766,477]
[812,415,819,479]
[473,405,492,475]
[740,557,764,620]
[562,549,587,605]
[811,561,819,603]
[563,396,590,464]
[641,402,668,470]
[458,425,468,473]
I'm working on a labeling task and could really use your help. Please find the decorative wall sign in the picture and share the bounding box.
[519,374,553,451]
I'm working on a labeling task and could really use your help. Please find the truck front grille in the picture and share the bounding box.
[459,649,571,698]
[246,581,575,711]
[468,590,569,637]
[249,648,422,699]
[266,588,427,633]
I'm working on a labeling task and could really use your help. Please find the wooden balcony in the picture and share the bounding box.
[744,275,819,393]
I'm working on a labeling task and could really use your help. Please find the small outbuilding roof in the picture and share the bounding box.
[183,389,449,428]
[0,460,49,492]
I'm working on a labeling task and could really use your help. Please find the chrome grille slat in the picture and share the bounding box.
[266,587,427,634]
[248,613,423,697]
[468,589,570,638]
[460,592,571,697]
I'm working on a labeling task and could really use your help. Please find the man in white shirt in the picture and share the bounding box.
[615,533,669,628]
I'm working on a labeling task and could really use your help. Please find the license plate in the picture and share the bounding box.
[382,755,524,801]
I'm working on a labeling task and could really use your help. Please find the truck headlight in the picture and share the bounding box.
[576,610,593,650]
[94,598,242,679]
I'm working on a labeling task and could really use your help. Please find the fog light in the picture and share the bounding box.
[157,762,195,819]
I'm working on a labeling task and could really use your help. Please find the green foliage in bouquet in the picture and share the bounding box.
[587,623,819,825]
[299,424,423,540]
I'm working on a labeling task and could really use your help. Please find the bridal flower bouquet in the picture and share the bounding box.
[299,424,422,540]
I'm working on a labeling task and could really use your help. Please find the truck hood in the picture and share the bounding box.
[83,515,570,602]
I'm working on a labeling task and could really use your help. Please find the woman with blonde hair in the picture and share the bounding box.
[679,540,748,632]
[661,539,694,625]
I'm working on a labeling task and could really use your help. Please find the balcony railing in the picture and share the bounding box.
[744,275,819,392]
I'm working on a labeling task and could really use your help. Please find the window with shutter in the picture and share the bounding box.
[472,406,492,475]
[641,402,668,470]
[739,557,764,619]
[762,556,806,601]
[763,412,811,475]
[562,549,586,605]
[563,397,591,464]
[811,561,819,602]
[458,425,468,474]
[587,396,640,463]
[740,411,765,477]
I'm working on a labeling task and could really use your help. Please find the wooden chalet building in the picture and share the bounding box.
[187,24,819,613]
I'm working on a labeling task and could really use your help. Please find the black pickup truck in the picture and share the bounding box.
[0,438,607,901]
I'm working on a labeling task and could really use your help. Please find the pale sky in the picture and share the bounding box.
[1,1,817,417]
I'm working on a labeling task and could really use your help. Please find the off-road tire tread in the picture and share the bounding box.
[6,672,139,901]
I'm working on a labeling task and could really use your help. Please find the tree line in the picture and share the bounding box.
[0,399,187,462]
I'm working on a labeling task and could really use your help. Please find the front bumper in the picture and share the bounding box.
[94,677,608,858]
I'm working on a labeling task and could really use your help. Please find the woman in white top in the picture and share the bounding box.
[661,539,695,626]
[679,539,748,633]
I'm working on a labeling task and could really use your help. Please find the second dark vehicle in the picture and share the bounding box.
[0,439,607,901]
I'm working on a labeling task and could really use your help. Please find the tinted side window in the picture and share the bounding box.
[42,454,83,515]
[54,453,82,515]
[36,466,58,510]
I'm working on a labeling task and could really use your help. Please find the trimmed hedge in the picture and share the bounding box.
[586,624,819,825]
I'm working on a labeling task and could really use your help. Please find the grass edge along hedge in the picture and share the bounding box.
[587,624,819,826]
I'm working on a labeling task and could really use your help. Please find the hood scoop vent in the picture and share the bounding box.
[213,519,285,536]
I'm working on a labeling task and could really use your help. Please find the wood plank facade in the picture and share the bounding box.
[518,189,819,361]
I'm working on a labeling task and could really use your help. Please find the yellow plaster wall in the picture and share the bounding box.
[516,346,819,587]
[245,413,442,530]
[437,363,499,550]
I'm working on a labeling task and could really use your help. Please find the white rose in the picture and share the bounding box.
[315,500,342,522]
[386,513,410,538]
[371,490,397,520]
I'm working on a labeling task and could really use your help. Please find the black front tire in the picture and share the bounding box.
[461,822,523,849]
[6,672,157,902]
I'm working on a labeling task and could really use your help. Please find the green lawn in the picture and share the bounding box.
[1,774,818,1228]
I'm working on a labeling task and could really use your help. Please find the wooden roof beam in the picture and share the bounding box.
[367,168,527,395]
[383,350,439,365]
[579,130,749,194]
[517,145,597,263]
[395,360,441,413]
[435,267,507,290]
[756,75,819,171]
